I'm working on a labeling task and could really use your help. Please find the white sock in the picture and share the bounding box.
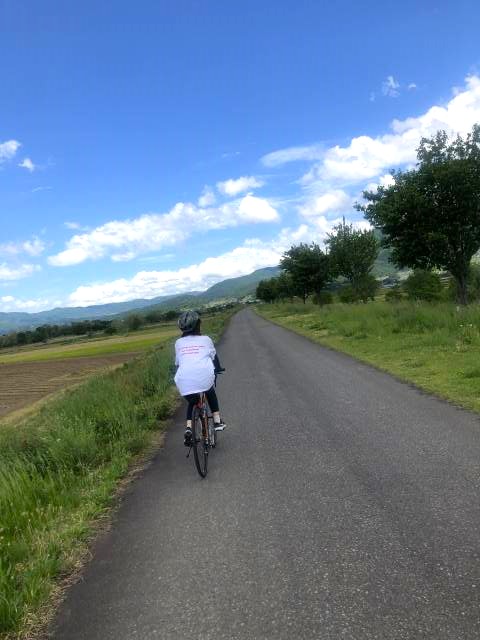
[186,420,192,429]
[213,411,221,424]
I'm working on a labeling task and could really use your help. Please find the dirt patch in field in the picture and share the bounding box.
[0,352,139,420]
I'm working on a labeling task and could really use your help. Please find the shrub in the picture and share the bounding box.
[404,270,443,302]
[338,286,357,303]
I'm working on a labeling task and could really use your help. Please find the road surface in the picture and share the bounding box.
[49,309,480,639]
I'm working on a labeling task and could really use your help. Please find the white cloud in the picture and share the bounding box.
[66,215,361,307]
[0,263,41,281]
[64,221,83,230]
[365,173,396,193]
[19,157,36,172]
[382,75,400,98]
[298,189,352,218]
[32,186,52,193]
[0,140,21,163]
[261,144,324,167]
[408,83,417,91]
[0,237,46,257]
[198,186,216,207]
[0,295,54,313]
[298,75,480,187]
[67,244,282,306]
[217,176,264,196]
[49,194,279,267]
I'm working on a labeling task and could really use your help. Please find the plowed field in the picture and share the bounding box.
[0,353,138,420]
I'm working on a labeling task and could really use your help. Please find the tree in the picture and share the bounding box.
[256,278,277,303]
[358,125,480,304]
[280,243,330,303]
[326,220,379,297]
[275,272,295,300]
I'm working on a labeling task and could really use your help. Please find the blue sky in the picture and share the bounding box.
[1,0,480,311]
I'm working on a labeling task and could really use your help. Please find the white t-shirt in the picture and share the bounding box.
[174,334,216,396]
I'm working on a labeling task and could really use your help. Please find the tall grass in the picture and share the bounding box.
[0,310,233,638]
[258,301,480,412]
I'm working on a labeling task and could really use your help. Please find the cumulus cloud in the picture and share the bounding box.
[49,194,279,267]
[298,189,353,218]
[0,139,21,163]
[261,144,324,167]
[382,75,400,98]
[19,157,36,172]
[66,215,354,308]
[408,83,417,91]
[0,236,46,257]
[0,263,41,281]
[67,244,281,306]
[198,186,216,207]
[217,175,264,196]
[298,75,480,187]
[0,295,54,313]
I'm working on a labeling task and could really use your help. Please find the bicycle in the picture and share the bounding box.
[187,369,224,478]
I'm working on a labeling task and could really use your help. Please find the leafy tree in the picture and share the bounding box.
[280,243,330,303]
[404,269,443,302]
[256,279,277,303]
[275,272,295,300]
[326,220,379,297]
[358,125,480,304]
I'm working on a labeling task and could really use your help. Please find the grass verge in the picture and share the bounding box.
[257,301,480,413]
[0,310,234,639]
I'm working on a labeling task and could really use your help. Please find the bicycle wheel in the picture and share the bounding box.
[192,407,208,478]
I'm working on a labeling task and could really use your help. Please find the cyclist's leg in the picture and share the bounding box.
[183,393,200,446]
[205,387,225,427]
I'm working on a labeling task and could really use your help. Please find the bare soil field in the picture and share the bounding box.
[0,352,139,420]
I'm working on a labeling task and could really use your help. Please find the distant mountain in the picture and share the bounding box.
[116,266,282,318]
[0,266,280,333]
[0,293,198,333]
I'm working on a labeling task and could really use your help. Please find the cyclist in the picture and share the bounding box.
[174,310,226,447]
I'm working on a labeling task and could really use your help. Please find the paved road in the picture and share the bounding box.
[50,309,480,640]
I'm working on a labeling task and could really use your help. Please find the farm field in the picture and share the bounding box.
[0,324,177,420]
[0,354,139,420]
[0,323,178,364]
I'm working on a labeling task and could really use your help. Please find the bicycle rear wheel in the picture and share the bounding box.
[192,407,208,478]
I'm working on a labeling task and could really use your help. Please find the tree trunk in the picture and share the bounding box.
[456,271,469,305]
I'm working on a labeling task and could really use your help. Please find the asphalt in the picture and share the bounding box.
[49,308,480,640]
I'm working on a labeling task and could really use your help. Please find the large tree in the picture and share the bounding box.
[280,243,330,303]
[358,125,480,304]
[326,220,379,293]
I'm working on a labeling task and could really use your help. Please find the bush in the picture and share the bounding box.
[338,286,357,303]
[404,270,443,302]
[385,286,403,303]
[312,290,334,305]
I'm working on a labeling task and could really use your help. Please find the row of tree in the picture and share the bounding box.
[257,125,480,305]
[256,222,380,304]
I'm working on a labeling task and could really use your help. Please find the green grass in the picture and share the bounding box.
[257,301,480,413]
[0,310,234,639]
[0,325,178,364]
